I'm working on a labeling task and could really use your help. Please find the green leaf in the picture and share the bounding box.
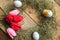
[0,20,3,22]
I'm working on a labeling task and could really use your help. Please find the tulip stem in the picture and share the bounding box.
[2,19,9,28]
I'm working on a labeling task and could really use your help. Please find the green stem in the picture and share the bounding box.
[2,19,8,28]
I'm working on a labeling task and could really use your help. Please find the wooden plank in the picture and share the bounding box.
[20,6,41,30]
[0,29,11,40]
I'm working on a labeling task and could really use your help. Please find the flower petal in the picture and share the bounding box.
[13,15,23,23]
[10,22,21,30]
[7,28,16,39]
[9,9,20,15]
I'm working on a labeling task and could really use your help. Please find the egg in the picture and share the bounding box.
[14,0,22,7]
[33,32,40,40]
[43,9,53,17]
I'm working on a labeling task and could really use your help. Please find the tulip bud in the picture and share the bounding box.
[7,28,16,39]
[5,14,13,22]
[9,9,20,15]
[10,22,21,30]
[13,15,23,23]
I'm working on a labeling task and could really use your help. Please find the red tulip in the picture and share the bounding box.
[13,15,23,23]
[5,14,13,22]
[10,22,21,30]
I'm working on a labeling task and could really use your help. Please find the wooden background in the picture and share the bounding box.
[0,0,60,40]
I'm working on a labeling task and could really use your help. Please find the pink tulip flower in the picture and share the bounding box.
[7,27,17,39]
[9,9,20,15]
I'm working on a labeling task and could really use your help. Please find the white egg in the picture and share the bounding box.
[14,0,22,7]
[47,10,53,17]
[33,32,40,40]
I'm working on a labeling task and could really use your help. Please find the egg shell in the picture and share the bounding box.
[14,0,22,7]
[47,10,53,17]
[33,32,39,40]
